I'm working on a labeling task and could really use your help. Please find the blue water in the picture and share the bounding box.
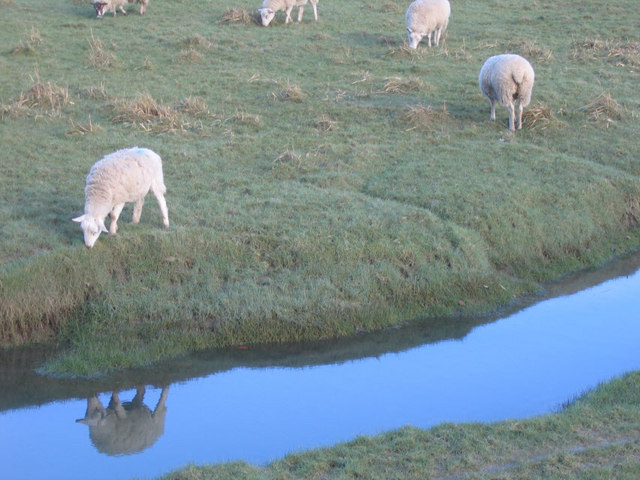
[1,260,640,480]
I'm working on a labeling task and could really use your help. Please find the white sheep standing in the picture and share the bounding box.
[478,54,535,131]
[406,0,451,49]
[258,0,319,27]
[93,0,149,18]
[73,147,169,248]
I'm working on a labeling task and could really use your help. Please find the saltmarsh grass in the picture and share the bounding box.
[163,371,640,479]
[0,0,639,379]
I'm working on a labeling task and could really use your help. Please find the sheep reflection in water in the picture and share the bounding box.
[76,386,169,456]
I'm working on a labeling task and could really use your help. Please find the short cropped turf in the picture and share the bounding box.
[1,0,639,375]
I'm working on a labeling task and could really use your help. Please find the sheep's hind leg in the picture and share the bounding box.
[110,203,125,234]
[516,101,524,130]
[507,102,516,131]
[285,6,293,23]
[297,5,304,22]
[118,5,127,16]
[489,99,496,121]
[152,189,170,228]
[311,0,318,20]
[132,198,145,224]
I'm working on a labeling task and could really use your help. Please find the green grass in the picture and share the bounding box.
[162,370,640,479]
[1,0,639,375]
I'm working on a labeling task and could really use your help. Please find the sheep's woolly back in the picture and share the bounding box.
[406,0,451,35]
[261,0,299,10]
[479,54,535,108]
[84,147,165,218]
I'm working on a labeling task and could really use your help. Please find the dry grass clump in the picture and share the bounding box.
[1,78,70,119]
[382,76,425,94]
[217,7,258,25]
[175,96,212,118]
[572,38,640,66]
[403,103,449,131]
[111,94,216,133]
[179,34,212,49]
[111,93,186,133]
[522,103,557,130]
[88,33,118,70]
[273,82,305,102]
[228,111,263,127]
[578,91,625,123]
[66,117,103,136]
[312,114,339,132]
[509,40,553,63]
[385,44,423,58]
[379,1,403,13]
[273,149,301,167]
[80,83,108,99]
[11,27,42,55]
[177,48,204,63]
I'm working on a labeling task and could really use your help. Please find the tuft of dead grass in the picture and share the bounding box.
[403,103,449,131]
[227,111,263,127]
[66,117,103,136]
[273,149,301,167]
[88,32,118,70]
[379,1,403,14]
[11,27,42,55]
[312,114,339,132]
[80,83,108,100]
[509,40,553,63]
[217,7,259,25]
[382,76,425,94]
[578,91,625,123]
[175,96,212,118]
[522,103,557,130]
[572,38,640,66]
[177,48,204,63]
[111,93,185,133]
[385,44,422,58]
[179,34,212,49]
[273,82,305,102]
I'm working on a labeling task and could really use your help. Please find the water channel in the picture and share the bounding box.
[2,251,640,480]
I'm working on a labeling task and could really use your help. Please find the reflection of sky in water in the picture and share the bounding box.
[1,268,639,480]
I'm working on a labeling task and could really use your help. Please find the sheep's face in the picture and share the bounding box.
[72,214,108,248]
[407,28,424,49]
[93,1,108,18]
[258,8,276,26]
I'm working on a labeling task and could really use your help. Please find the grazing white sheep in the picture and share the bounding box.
[258,0,319,27]
[406,0,451,49]
[479,54,535,131]
[93,0,149,18]
[73,147,169,248]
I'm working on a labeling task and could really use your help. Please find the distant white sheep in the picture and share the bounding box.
[73,147,169,248]
[479,54,535,131]
[93,0,149,18]
[406,0,451,49]
[258,0,318,26]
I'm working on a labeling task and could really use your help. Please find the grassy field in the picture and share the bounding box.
[162,370,640,479]
[1,0,639,375]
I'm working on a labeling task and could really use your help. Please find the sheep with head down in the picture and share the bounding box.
[258,0,318,26]
[479,54,535,131]
[406,0,451,49]
[73,147,169,248]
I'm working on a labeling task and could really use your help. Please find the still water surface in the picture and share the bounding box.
[1,253,640,480]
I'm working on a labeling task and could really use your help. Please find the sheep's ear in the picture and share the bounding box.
[72,215,86,223]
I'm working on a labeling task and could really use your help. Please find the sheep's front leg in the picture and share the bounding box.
[117,5,128,16]
[311,0,318,21]
[297,5,304,22]
[110,203,125,234]
[284,6,293,23]
[132,197,145,224]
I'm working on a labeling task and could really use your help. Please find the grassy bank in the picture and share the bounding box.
[1,0,639,375]
[161,370,640,479]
